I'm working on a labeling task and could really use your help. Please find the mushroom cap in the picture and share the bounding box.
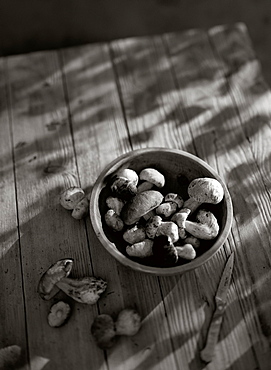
[176,244,196,260]
[164,193,184,208]
[196,209,219,229]
[110,177,137,200]
[152,235,178,267]
[123,224,146,244]
[115,308,142,336]
[116,168,139,185]
[60,187,85,210]
[187,178,224,204]
[47,301,71,328]
[0,345,22,369]
[38,258,74,300]
[91,314,117,349]
[121,190,164,225]
[139,168,165,188]
[126,239,154,258]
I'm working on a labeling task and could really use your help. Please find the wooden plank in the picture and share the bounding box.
[6,51,105,370]
[0,58,28,365]
[109,36,195,153]
[207,23,271,368]
[165,24,271,369]
[109,26,270,369]
[109,35,210,370]
[61,43,178,370]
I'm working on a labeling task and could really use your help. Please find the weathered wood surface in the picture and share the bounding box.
[1,23,271,370]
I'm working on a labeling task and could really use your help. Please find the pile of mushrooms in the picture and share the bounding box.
[104,168,224,267]
[38,258,107,327]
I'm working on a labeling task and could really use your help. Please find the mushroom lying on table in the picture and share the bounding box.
[47,301,72,328]
[91,314,117,349]
[56,276,107,304]
[38,258,74,300]
[115,308,142,336]
[71,196,89,220]
[0,345,22,369]
[91,308,142,349]
[60,186,89,219]
[60,187,85,210]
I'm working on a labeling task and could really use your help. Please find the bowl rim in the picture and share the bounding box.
[90,148,233,275]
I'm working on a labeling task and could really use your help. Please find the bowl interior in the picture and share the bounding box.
[90,149,233,275]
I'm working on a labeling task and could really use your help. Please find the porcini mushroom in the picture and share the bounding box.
[116,168,139,185]
[175,244,196,260]
[91,314,117,349]
[185,209,219,240]
[38,258,74,300]
[71,196,89,220]
[139,168,165,188]
[60,187,85,210]
[156,221,179,243]
[0,345,22,369]
[184,235,200,249]
[164,193,184,208]
[56,276,107,304]
[121,190,163,225]
[47,301,71,328]
[123,224,146,244]
[183,177,224,213]
[104,209,124,232]
[110,176,137,201]
[152,235,178,267]
[126,239,154,258]
[184,236,201,249]
[145,215,163,239]
[171,208,191,239]
[106,196,125,215]
[156,202,178,218]
[115,308,142,336]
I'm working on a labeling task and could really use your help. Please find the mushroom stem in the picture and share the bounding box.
[182,197,202,214]
[184,209,219,240]
[56,276,107,304]
[171,208,191,239]
[183,178,224,214]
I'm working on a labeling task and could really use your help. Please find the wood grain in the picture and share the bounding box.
[61,43,178,370]
[1,23,271,370]
[0,58,29,366]
[165,25,271,368]
[6,51,105,370]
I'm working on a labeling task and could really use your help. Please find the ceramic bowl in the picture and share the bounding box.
[90,148,233,275]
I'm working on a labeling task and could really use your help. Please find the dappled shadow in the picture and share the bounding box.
[1,25,271,369]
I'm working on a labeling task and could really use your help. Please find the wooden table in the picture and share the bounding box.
[1,22,271,370]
